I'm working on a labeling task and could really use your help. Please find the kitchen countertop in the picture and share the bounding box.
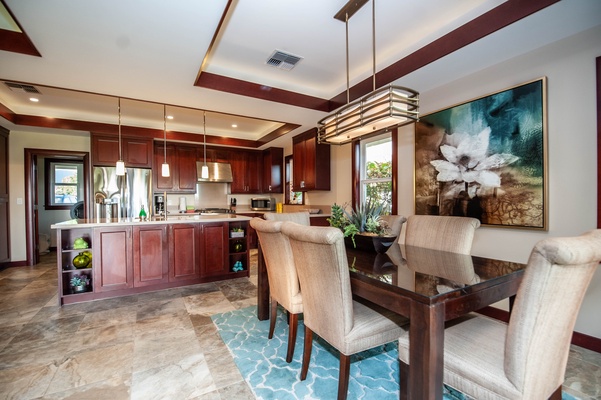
[51,214,251,229]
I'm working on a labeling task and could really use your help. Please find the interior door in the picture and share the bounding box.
[33,156,40,265]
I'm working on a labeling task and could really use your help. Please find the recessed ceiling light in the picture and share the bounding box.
[29,97,39,102]
[231,124,237,128]
[167,115,174,120]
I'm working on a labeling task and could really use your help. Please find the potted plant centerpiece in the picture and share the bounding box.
[328,201,396,253]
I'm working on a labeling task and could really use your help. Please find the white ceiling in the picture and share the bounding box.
[0,0,599,147]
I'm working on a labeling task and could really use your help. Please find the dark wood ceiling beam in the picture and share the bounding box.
[0,1,41,56]
[196,0,560,112]
[196,72,331,112]
[9,113,265,148]
[331,0,561,107]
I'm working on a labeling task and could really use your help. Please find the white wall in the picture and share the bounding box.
[9,129,90,261]
[394,26,601,338]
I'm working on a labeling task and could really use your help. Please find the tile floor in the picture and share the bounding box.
[0,250,599,399]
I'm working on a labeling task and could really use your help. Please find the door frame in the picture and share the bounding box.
[24,149,90,266]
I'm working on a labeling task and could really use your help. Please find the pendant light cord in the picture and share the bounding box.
[372,0,376,92]
[118,98,122,160]
[203,111,207,165]
[163,104,167,163]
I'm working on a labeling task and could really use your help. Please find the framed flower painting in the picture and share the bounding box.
[414,78,548,230]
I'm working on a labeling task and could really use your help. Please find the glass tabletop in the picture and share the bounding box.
[347,244,525,299]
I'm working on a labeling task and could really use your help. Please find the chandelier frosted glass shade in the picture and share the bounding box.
[318,84,419,145]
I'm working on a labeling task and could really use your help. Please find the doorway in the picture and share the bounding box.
[24,149,90,266]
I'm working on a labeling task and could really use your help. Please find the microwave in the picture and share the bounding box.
[251,197,276,211]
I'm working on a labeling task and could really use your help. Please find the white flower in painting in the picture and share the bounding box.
[430,127,519,198]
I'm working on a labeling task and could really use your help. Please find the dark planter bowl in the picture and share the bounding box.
[344,234,398,254]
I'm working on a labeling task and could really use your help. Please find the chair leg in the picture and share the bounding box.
[268,298,278,339]
[286,313,298,363]
[301,326,313,381]
[338,353,351,400]
[548,386,562,400]
[399,360,409,400]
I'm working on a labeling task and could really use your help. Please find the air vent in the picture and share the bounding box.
[265,50,302,71]
[4,81,41,94]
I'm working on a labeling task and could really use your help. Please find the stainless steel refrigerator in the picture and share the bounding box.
[93,166,152,219]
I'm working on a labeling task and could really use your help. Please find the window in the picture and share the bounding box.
[285,155,304,205]
[356,132,395,214]
[45,158,84,209]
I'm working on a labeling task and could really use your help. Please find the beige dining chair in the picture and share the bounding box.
[404,215,480,254]
[379,214,407,244]
[250,217,303,363]
[398,229,601,400]
[264,211,311,226]
[281,221,407,400]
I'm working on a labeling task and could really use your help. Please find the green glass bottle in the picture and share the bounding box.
[139,205,147,220]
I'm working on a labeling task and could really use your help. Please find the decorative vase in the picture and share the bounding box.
[72,284,87,294]
[344,234,398,254]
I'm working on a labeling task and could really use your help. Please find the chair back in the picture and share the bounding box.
[379,215,407,244]
[504,229,601,397]
[405,215,480,254]
[281,222,354,348]
[250,217,301,313]
[264,211,311,225]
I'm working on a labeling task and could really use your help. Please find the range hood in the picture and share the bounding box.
[196,161,233,183]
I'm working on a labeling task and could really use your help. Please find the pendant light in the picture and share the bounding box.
[317,0,419,145]
[115,97,125,175]
[201,111,209,179]
[161,104,170,177]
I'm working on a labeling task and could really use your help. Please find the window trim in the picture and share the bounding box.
[352,128,398,214]
[44,158,84,210]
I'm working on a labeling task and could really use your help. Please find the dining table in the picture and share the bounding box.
[255,240,526,400]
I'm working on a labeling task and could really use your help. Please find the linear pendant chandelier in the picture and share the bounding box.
[318,0,419,145]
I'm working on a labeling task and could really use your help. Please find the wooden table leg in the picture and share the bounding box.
[257,243,270,320]
[409,301,445,400]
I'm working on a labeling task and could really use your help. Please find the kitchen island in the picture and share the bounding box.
[52,214,252,305]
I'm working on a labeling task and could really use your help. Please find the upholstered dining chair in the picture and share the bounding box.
[249,217,302,363]
[281,222,407,400]
[404,215,480,254]
[264,211,311,226]
[398,229,601,400]
[379,214,407,245]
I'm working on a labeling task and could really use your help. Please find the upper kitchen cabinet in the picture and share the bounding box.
[262,147,283,193]
[230,150,262,194]
[204,146,231,164]
[292,129,330,191]
[91,133,153,168]
[153,142,198,193]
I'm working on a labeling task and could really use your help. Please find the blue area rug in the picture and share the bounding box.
[212,306,579,400]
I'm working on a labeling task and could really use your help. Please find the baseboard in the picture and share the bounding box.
[477,306,601,354]
[0,260,28,271]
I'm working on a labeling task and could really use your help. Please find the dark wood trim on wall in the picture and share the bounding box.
[477,306,601,354]
[391,128,398,216]
[597,56,600,228]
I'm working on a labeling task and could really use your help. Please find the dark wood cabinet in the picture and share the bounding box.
[93,226,133,292]
[262,147,283,193]
[199,222,229,277]
[154,143,198,193]
[205,146,231,163]
[133,224,169,287]
[230,150,262,194]
[292,129,330,191]
[169,223,200,281]
[91,133,153,168]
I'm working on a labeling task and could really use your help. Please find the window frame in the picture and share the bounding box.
[45,158,84,210]
[352,129,398,215]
